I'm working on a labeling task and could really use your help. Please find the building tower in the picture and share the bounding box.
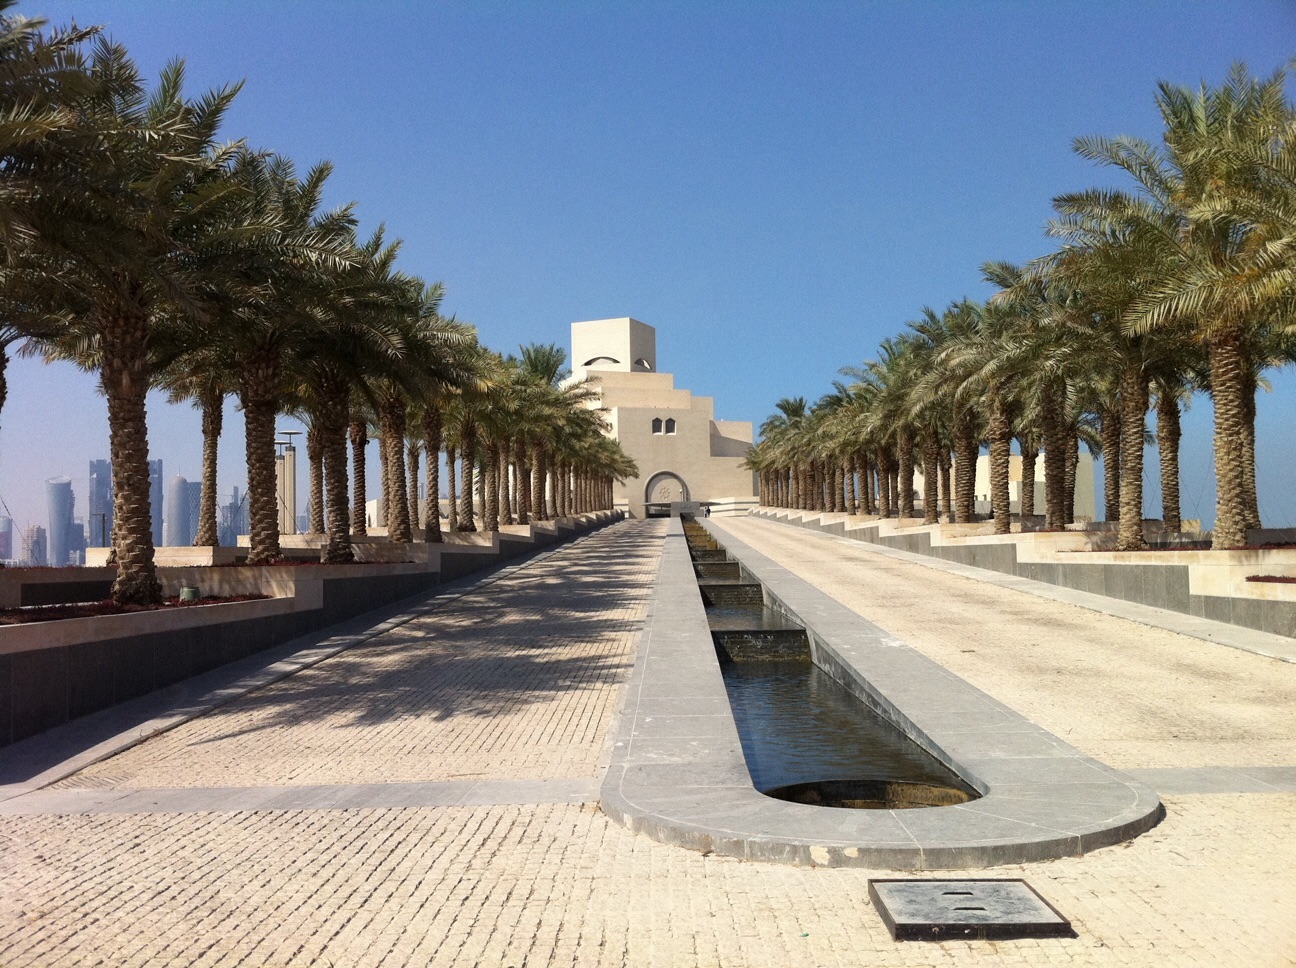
[569,317,757,518]
[148,459,164,548]
[165,475,193,547]
[87,459,113,548]
[20,525,47,566]
[0,516,12,560]
[45,477,75,566]
[276,434,298,535]
[185,480,202,544]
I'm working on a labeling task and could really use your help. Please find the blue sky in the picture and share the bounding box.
[3,1,1295,537]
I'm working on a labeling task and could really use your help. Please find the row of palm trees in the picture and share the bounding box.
[0,5,634,604]
[748,62,1296,552]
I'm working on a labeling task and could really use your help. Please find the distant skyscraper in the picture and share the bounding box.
[0,516,12,560]
[68,521,86,565]
[165,475,191,547]
[148,459,164,548]
[46,477,75,566]
[275,441,298,535]
[219,486,248,547]
[88,459,113,548]
[21,525,47,566]
[186,481,202,544]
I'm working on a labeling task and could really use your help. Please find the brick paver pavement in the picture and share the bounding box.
[1,516,1294,966]
[63,523,660,790]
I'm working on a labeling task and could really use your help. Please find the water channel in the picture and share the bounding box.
[683,519,979,810]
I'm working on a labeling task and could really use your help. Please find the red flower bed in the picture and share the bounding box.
[0,594,271,625]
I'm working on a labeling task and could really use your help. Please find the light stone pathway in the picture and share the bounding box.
[716,517,1296,773]
[58,523,660,791]
[2,516,1295,966]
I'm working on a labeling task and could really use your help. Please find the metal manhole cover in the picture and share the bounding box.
[868,879,1075,941]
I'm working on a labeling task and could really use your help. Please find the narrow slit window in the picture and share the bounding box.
[652,417,663,434]
[664,418,676,435]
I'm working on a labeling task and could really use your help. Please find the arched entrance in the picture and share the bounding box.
[644,471,689,505]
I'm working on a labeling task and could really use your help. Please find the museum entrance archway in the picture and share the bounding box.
[643,472,690,517]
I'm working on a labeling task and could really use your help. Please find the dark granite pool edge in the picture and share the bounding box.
[598,517,1164,870]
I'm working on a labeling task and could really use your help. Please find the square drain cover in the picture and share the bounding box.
[869,879,1075,941]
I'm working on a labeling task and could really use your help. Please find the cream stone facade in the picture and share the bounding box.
[972,452,1097,520]
[571,318,757,518]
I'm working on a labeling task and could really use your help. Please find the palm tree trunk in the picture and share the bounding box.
[531,440,547,521]
[938,449,952,522]
[1116,364,1149,551]
[500,443,514,525]
[241,390,282,565]
[1019,438,1039,522]
[407,439,421,532]
[1156,388,1182,533]
[423,408,443,543]
[1099,404,1121,523]
[376,425,389,531]
[896,430,915,519]
[1209,334,1250,549]
[102,312,163,603]
[876,452,892,518]
[307,422,325,534]
[475,457,486,522]
[1064,431,1078,526]
[989,392,1012,535]
[194,390,222,547]
[446,443,459,531]
[1041,380,1067,530]
[350,419,368,535]
[955,418,977,523]
[516,440,530,524]
[484,442,500,531]
[321,385,354,563]
[381,400,411,543]
[458,422,477,530]
[1241,367,1260,531]
[921,432,939,525]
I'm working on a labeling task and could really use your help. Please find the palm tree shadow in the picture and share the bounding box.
[185,521,665,743]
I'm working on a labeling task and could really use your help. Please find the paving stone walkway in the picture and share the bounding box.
[1,516,1295,966]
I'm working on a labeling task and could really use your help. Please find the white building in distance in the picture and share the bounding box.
[570,317,757,518]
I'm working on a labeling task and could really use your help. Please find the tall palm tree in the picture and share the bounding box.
[1058,63,1293,548]
[7,42,246,602]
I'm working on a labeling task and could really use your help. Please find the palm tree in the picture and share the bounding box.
[6,42,246,602]
[220,155,357,564]
[1058,63,1293,548]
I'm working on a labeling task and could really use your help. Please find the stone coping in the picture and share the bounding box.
[0,512,621,654]
[757,509,1296,601]
[599,517,1163,869]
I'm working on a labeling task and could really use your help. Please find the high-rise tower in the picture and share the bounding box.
[165,475,192,547]
[87,459,113,547]
[148,459,164,548]
[45,477,75,566]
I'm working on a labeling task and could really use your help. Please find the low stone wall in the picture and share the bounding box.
[752,509,1296,639]
[0,512,620,747]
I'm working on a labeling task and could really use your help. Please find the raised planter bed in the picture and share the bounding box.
[0,511,622,747]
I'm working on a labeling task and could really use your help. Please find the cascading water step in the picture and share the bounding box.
[696,580,765,607]
[694,560,743,580]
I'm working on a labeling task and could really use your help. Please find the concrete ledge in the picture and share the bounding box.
[754,509,1296,638]
[600,517,1162,869]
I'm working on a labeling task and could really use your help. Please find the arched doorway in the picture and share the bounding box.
[644,471,689,505]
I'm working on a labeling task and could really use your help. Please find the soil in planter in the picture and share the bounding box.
[1245,575,1296,584]
[0,594,271,625]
